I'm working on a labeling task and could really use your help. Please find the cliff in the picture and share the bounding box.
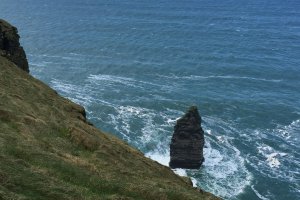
[0,19,29,72]
[0,20,220,200]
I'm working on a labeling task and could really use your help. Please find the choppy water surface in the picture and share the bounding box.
[1,0,300,199]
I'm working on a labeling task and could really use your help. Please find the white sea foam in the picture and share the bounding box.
[28,53,62,58]
[244,133,299,196]
[88,73,174,93]
[258,119,300,187]
[206,129,212,135]
[216,135,226,143]
[108,105,169,147]
[257,145,288,169]
[47,77,255,199]
[145,152,169,166]
[143,113,253,199]
[251,185,270,200]
[88,74,139,88]
[191,178,198,187]
[69,52,86,56]
[147,123,252,199]
[49,76,256,199]
[173,168,187,177]
[276,119,300,141]
[157,74,282,83]
[51,79,94,107]
[266,153,281,168]
[191,75,282,83]
[145,152,189,181]
[51,79,78,94]
[89,74,134,83]
[166,118,177,125]
[147,114,253,199]
[29,61,47,67]
[189,123,252,198]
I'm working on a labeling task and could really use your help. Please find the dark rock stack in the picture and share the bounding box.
[169,106,205,169]
[0,19,29,72]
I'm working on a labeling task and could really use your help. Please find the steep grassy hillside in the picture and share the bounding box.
[0,56,220,199]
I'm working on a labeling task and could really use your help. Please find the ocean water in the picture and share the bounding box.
[1,0,300,199]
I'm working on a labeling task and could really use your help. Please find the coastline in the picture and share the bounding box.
[0,19,221,200]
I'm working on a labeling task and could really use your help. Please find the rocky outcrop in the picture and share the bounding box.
[0,19,29,72]
[169,106,205,169]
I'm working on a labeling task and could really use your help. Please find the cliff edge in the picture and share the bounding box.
[0,20,220,200]
[0,19,29,72]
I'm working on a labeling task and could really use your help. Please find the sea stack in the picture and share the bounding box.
[169,106,205,169]
[0,19,29,72]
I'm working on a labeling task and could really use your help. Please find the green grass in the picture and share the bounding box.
[0,56,220,200]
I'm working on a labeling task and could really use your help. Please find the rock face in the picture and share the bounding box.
[169,106,205,169]
[0,19,29,72]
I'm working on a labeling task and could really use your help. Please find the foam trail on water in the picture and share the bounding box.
[50,79,94,107]
[157,74,282,83]
[251,185,270,200]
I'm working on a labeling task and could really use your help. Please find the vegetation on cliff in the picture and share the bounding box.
[0,19,220,200]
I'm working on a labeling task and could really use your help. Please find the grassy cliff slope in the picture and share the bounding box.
[0,56,220,199]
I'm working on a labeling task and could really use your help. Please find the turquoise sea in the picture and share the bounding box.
[1,0,300,199]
